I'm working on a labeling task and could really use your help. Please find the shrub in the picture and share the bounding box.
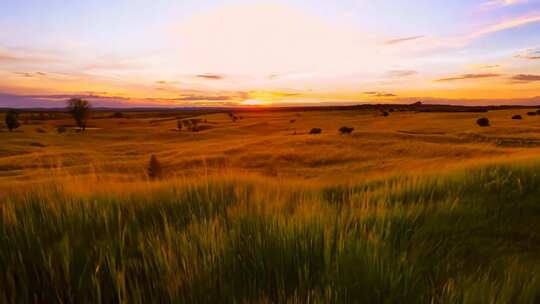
[309,128,322,134]
[512,115,523,120]
[112,112,124,118]
[381,111,390,117]
[290,119,296,123]
[5,110,20,132]
[177,120,182,131]
[35,128,46,133]
[527,112,537,116]
[536,109,540,115]
[67,98,91,131]
[228,112,238,122]
[147,155,162,180]
[339,127,354,135]
[57,126,67,134]
[477,117,490,127]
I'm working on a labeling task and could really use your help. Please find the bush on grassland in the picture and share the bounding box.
[339,126,354,135]
[477,117,490,127]
[148,155,162,180]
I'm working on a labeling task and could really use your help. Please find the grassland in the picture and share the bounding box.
[1,108,540,302]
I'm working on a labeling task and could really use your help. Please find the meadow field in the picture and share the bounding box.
[1,108,540,302]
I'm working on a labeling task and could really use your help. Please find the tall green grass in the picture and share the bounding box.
[1,161,539,303]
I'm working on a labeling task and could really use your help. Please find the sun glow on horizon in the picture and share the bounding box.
[241,99,268,106]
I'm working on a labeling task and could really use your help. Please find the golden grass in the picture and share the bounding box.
[2,109,540,188]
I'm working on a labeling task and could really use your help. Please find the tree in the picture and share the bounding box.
[67,98,91,131]
[5,110,20,132]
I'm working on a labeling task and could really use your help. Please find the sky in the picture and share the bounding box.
[0,0,540,107]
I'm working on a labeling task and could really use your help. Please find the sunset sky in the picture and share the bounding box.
[1,0,539,107]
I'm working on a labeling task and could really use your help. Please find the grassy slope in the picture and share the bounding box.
[1,159,539,303]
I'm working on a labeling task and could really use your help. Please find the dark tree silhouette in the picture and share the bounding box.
[148,155,162,180]
[309,128,322,134]
[177,120,183,131]
[67,98,91,131]
[5,110,20,132]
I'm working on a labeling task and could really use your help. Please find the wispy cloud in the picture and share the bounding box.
[387,70,418,77]
[0,50,21,62]
[386,36,424,45]
[363,91,397,97]
[479,0,527,10]
[196,74,224,80]
[472,15,540,39]
[436,73,501,82]
[0,47,57,64]
[406,14,540,50]
[13,71,47,78]
[173,95,232,101]
[470,64,501,69]
[515,48,540,59]
[511,74,540,83]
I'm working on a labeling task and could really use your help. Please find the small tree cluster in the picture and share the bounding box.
[512,115,522,120]
[179,119,202,132]
[190,119,202,132]
[527,112,537,116]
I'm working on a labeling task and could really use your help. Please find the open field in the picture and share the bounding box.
[1,108,540,302]
[3,108,540,187]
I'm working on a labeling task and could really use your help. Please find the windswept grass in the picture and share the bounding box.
[1,159,540,303]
